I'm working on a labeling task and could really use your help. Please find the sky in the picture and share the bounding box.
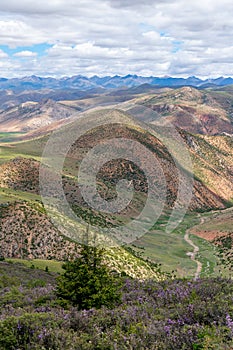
[0,0,233,78]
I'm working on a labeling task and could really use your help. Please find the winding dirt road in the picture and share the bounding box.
[184,230,202,280]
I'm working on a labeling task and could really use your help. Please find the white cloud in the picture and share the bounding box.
[0,49,8,58]
[13,50,37,57]
[48,42,134,59]
[0,0,233,77]
[0,20,46,47]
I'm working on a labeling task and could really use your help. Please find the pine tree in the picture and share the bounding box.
[56,226,121,309]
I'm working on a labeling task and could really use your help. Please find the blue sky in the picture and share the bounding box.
[0,43,52,58]
[0,0,233,78]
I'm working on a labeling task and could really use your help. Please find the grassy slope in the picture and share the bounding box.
[0,132,26,142]
[0,126,232,279]
[129,210,232,278]
[0,187,41,203]
[5,258,63,273]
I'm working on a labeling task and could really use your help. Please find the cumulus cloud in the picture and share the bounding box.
[0,0,233,77]
[107,0,174,9]
[0,20,46,47]
[0,49,8,58]
[13,50,37,57]
[0,0,75,15]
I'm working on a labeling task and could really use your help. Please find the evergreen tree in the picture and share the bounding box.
[56,226,121,309]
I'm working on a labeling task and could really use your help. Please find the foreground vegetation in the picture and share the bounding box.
[0,119,232,349]
[0,261,232,350]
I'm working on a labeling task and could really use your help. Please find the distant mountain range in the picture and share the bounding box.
[1,75,233,91]
[1,86,233,136]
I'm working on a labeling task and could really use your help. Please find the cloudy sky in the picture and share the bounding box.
[0,0,233,78]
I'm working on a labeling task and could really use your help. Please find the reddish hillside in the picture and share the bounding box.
[140,87,233,135]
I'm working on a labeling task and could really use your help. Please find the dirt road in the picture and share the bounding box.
[184,230,202,280]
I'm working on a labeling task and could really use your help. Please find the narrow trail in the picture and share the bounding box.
[184,215,205,280]
[184,230,202,280]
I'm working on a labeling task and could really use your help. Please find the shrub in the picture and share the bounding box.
[0,313,59,350]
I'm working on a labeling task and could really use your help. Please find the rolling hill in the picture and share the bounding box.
[0,86,232,279]
[0,99,78,132]
[139,87,233,135]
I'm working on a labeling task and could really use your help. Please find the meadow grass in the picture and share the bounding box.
[129,210,230,278]
[0,132,26,142]
[6,258,63,273]
[0,187,41,203]
[0,133,48,164]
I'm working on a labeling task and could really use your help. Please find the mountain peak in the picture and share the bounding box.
[0,75,233,91]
